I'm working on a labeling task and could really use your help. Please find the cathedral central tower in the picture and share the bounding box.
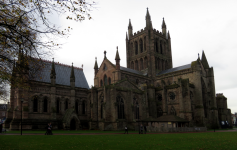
[126,8,173,78]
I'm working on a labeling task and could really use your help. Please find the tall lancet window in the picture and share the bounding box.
[139,39,143,53]
[101,95,104,119]
[33,96,38,112]
[104,75,107,85]
[117,95,124,119]
[160,43,163,54]
[43,97,48,112]
[65,100,68,110]
[108,77,111,85]
[82,101,86,114]
[135,41,138,55]
[155,39,158,52]
[133,97,139,119]
[144,36,146,51]
[75,101,79,114]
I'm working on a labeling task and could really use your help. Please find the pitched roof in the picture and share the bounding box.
[156,64,191,76]
[29,60,89,89]
[120,66,147,76]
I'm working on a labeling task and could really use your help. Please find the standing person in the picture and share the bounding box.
[49,122,53,135]
[144,125,147,134]
[124,126,128,134]
[140,124,143,134]
[45,123,50,135]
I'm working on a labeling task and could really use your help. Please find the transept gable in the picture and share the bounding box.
[96,58,116,76]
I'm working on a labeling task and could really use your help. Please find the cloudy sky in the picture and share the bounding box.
[4,0,237,113]
[52,0,237,113]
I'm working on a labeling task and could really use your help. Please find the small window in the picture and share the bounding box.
[169,92,175,100]
[104,64,107,71]
[43,97,48,112]
[157,94,162,101]
[108,78,111,85]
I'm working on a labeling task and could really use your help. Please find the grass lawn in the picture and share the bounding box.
[6,130,139,134]
[1,132,237,150]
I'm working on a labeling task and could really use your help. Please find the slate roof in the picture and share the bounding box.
[120,66,147,76]
[156,64,191,76]
[29,60,89,89]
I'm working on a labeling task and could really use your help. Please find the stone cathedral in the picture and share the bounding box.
[5,9,232,131]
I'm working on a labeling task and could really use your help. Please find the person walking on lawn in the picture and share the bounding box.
[144,125,147,134]
[140,124,143,134]
[124,126,128,134]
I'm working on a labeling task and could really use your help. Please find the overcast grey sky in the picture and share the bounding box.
[4,0,237,113]
[53,0,237,113]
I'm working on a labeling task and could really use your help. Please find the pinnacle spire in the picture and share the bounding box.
[50,58,56,79]
[94,57,98,69]
[126,32,128,40]
[70,62,75,79]
[128,19,132,29]
[168,30,170,39]
[115,46,120,60]
[146,7,150,20]
[201,50,209,69]
[162,17,166,28]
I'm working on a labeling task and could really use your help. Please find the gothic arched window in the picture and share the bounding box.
[75,101,79,114]
[33,96,38,112]
[100,80,103,87]
[82,101,86,114]
[65,100,68,110]
[43,97,48,112]
[144,36,146,51]
[56,98,60,113]
[103,64,107,71]
[108,77,111,85]
[135,60,138,70]
[155,39,158,52]
[170,106,176,115]
[139,39,143,53]
[157,107,163,117]
[135,41,138,55]
[160,42,163,54]
[157,94,162,101]
[104,75,107,85]
[117,95,124,119]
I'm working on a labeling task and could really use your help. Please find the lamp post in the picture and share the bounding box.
[21,99,24,135]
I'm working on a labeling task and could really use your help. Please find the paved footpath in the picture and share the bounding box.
[1,129,236,135]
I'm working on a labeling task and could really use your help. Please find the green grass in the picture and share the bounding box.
[6,130,138,134]
[1,132,237,150]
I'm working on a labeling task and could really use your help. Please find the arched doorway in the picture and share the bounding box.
[70,119,76,130]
